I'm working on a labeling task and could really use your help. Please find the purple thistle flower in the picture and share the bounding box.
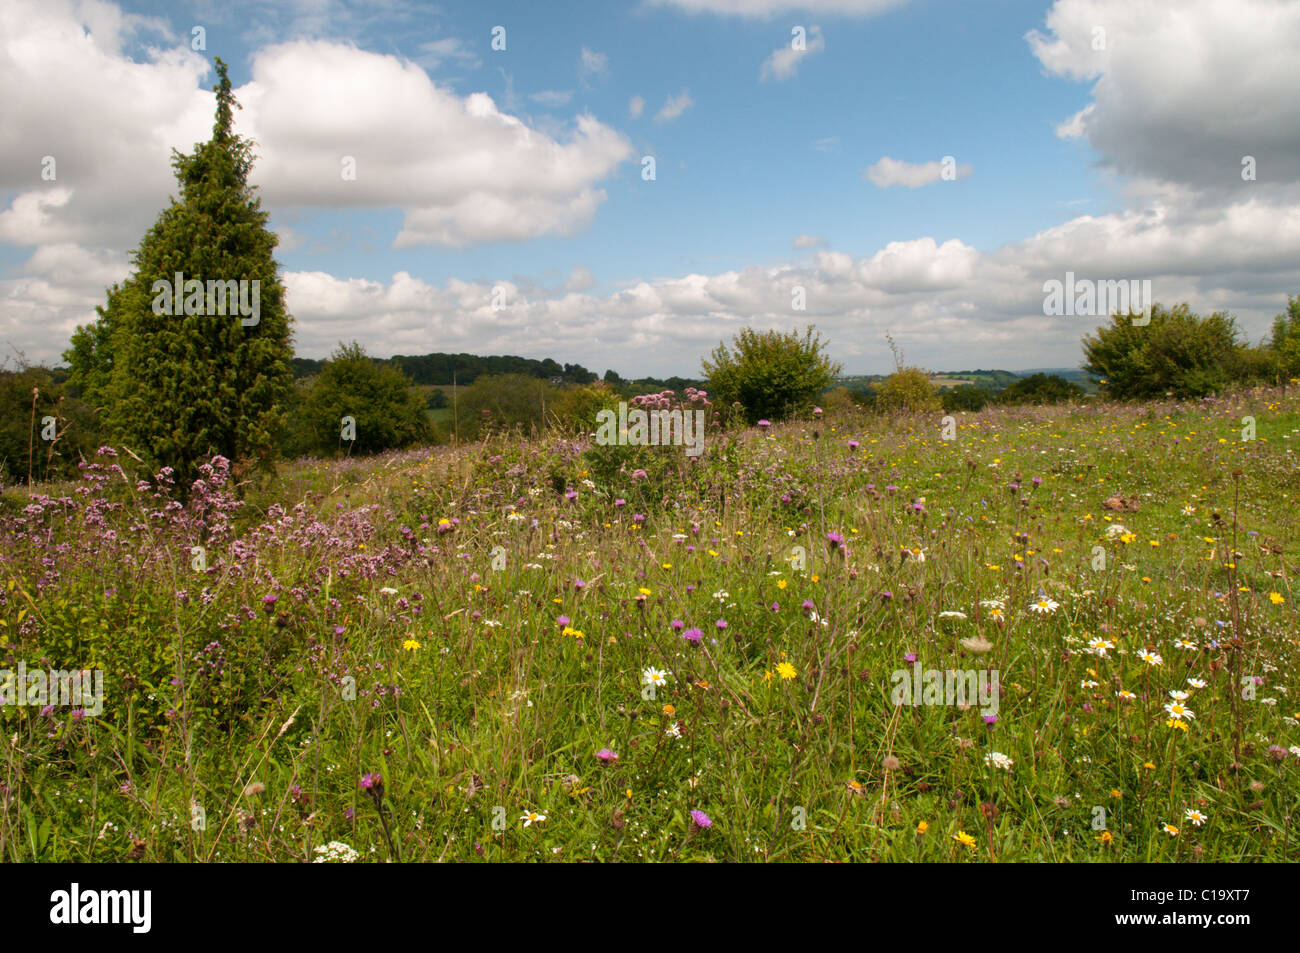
[671,619,684,630]
[690,809,713,829]
[683,627,703,643]
[558,615,571,627]
[715,619,728,629]
[360,772,382,790]
[904,652,916,663]
[596,748,618,763]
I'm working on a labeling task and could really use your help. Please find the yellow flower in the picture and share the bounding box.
[953,830,976,848]
[777,662,798,681]
[762,669,774,684]
[777,579,788,590]
[638,588,652,596]
[662,704,675,716]
[1162,823,1179,836]
[402,639,420,651]
[1096,830,1113,845]
[1165,718,1188,732]
[1143,762,1156,770]
[916,820,929,835]
[1269,592,1285,605]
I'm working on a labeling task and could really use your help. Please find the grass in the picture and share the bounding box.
[1,386,1298,862]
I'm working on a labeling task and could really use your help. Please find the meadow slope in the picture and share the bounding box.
[2,388,1298,862]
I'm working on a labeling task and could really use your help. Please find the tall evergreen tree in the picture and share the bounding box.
[65,58,293,489]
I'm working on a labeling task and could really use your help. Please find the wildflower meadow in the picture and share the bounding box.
[3,386,1297,863]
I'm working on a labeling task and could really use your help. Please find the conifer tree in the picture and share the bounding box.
[65,58,293,489]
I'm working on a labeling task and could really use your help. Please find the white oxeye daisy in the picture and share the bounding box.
[1184,809,1207,827]
[1029,598,1060,615]
[1089,638,1115,657]
[1187,677,1207,689]
[1174,638,1197,650]
[1116,689,1136,700]
[1081,680,1100,689]
[1163,701,1195,720]
[1140,650,1163,667]
[641,667,668,688]
[520,811,546,826]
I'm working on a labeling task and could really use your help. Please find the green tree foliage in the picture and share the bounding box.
[941,384,995,412]
[452,374,561,442]
[63,58,294,488]
[289,342,436,457]
[701,326,841,424]
[1269,295,1300,379]
[0,364,101,485]
[996,373,1084,406]
[549,380,622,434]
[294,351,599,387]
[1081,303,1254,400]
[819,386,870,417]
[876,368,943,414]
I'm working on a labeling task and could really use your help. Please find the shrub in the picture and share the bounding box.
[701,326,841,424]
[1268,294,1300,380]
[996,373,1084,406]
[0,364,101,485]
[452,374,561,443]
[291,342,436,457]
[941,384,994,412]
[549,381,622,435]
[1081,303,1247,399]
[876,368,942,414]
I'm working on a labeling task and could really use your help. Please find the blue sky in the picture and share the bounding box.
[3,0,1298,377]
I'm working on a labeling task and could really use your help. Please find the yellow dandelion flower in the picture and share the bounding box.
[777,662,798,681]
[953,830,976,848]
[403,639,420,651]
